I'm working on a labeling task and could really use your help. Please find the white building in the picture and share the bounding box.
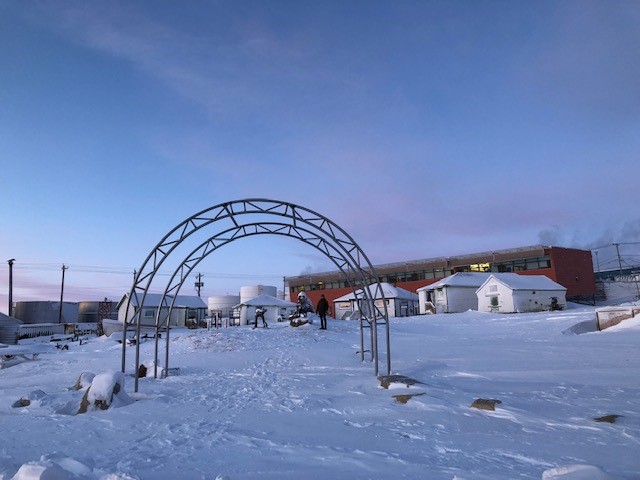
[333,283,419,319]
[117,293,208,327]
[476,274,567,313]
[232,294,297,326]
[417,272,495,314]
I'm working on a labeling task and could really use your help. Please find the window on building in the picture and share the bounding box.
[470,263,490,272]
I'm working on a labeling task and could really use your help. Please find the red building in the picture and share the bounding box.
[286,245,596,308]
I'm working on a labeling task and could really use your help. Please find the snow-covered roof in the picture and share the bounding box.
[477,274,567,292]
[118,293,207,309]
[0,311,22,325]
[417,272,495,291]
[419,272,567,293]
[235,293,297,308]
[333,283,418,302]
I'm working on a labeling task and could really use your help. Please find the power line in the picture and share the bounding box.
[0,262,286,279]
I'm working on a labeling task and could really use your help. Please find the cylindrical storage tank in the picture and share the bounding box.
[13,301,79,324]
[240,285,277,304]
[207,295,240,318]
[0,313,21,345]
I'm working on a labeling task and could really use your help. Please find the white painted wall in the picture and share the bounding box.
[477,279,567,313]
[240,304,296,325]
[512,290,567,313]
[332,297,418,319]
[443,287,479,313]
[117,304,206,327]
[477,280,515,313]
[418,290,431,314]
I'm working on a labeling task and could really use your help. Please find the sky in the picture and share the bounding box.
[1,306,639,479]
[1,1,639,312]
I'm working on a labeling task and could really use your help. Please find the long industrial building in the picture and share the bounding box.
[286,245,596,310]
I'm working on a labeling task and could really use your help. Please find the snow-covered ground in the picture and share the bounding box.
[1,305,639,480]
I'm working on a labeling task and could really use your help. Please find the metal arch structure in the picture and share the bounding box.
[151,222,368,381]
[120,199,391,392]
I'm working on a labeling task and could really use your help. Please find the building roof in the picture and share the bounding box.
[286,244,562,285]
[417,272,496,291]
[333,283,419,302]
[235,294,297,308]
[0,312,22,326]
[118,293,207,309]
[477,274,567,292]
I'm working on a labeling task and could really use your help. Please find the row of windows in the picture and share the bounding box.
[291,256,552,293]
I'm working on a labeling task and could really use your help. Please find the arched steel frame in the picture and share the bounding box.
[120,199,390,392]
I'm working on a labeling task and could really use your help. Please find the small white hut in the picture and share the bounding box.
[232,293,297,326]
[417,272,495,314]
[332,283,419,319]
[476,274,567,313]
[117,293,208,327]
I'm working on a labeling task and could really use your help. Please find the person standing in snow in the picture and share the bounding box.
[253,306,268,329]
[315,294,329,330]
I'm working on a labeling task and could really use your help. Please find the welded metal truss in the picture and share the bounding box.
[120,198,390,392]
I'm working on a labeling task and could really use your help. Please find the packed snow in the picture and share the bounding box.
[1,304,639,480]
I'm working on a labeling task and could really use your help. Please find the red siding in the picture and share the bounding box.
[289,246,596,306]
[547,247,596,297]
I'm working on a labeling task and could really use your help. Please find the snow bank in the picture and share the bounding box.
[1,308,638,479]
[542,464,615,479]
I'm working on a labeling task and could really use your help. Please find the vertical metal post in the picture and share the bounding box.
[195,272,204,296]
[7,259,15,317]
[613,243,623,275]
[371,313,378,376]
[594,251,600,273]
[58,264,67,323]
[385,311,391,375]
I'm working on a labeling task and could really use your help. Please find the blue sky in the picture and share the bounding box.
[1,1,639,310]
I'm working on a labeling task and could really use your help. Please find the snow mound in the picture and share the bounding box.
[78,371,134,413]
[542,464,615,479]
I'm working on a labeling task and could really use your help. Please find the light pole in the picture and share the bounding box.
[7,259,15,317]
[613,243,623,275]
[58,264,68,323]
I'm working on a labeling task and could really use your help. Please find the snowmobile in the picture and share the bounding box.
[289,291,316,327]
[289,310,319,327]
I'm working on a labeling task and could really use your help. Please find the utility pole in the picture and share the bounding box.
[58,264,68,323]
[195,273,204,297]
[613,243,623,275]
[7,258,15,317]
[594,251,600,273]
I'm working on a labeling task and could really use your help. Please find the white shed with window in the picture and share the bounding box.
[332,283,418,319]
[117,293,208,327]
[417,272,496,314]
[476,274,567,313]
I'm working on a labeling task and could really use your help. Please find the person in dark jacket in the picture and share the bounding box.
[315,294,329,330]
[253,306,268,329]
